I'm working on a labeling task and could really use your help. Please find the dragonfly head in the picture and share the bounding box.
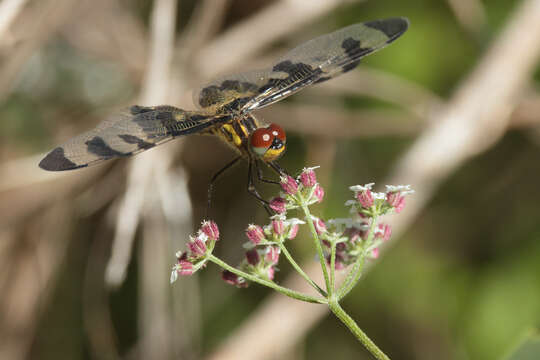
[250,123,286,162]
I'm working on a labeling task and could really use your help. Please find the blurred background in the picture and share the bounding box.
[1,0,540,359]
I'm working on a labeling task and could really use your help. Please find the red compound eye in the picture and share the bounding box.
[268,123,286,142]
[250,128,273,151]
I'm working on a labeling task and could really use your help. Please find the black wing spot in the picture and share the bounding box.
[199,80,258,108]
[258,60,322,94]
[130,105,153,115]
[341,37,372,72]
[86,136,129,158]
[272,60,314,75]
[118,134,155,150]
[364,18,409,43]
[39,147,86,171]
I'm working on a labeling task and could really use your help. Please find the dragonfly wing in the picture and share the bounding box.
[39,105,230,171]
[243,17,409,111]
[192,70,264,113]
[193,18,408,113]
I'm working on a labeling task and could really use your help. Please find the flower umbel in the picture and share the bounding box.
[169,167,413,360]
[170,221,221,283]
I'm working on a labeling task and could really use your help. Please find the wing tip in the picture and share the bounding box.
[39,147,87,171]
[365,17,409,42]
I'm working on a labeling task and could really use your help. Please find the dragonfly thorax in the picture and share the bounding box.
[250,123,286,162]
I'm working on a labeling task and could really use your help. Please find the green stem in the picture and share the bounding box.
[277,241,327,297]
[328,299,390,360]
[337,216,378,300]
[301,203,331,293]
[329,239,337,296]
[337,255,365,300]
[207,254,326,304]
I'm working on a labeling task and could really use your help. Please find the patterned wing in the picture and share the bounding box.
[194,17,408,114]
[39,105,230,171]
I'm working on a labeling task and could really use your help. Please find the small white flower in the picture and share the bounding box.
[327,218,353,228]
[385,184,413,192]
[270,214,286,221]
[170,268,179,284]
[197,231,209,242]
[175,250,183,258]
[372,192,386,200]
[285,218,305,226]
[351,221,369,231]
[349,183,375,192]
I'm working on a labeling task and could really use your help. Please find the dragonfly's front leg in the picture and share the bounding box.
[206,156,242,218]
[247,160,273,215]
[268,161,289,178]
[255,160,280,185]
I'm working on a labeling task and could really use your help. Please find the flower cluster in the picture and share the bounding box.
[170,167,413,289]
[223,214,304,287]
[269,167,324,214]
[347,183,414,217]
[319,183,413,269]
[170,220,219,283]
[168,166,413,360]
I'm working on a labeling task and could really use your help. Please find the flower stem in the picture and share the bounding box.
[301,203,331,293]
[328,299,390,360]
[329,239,337,296]
[337,216,378,300]
[207,254,326,304]
[277,241,327,297]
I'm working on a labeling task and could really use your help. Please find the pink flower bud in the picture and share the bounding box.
[299,168,317,187]
[269,197,287,214]
[201,220,219,241]
[371,248,380,259]
[246,224,265,245]
[188,235,207,258]
[376,224,392,242]
[357,190,374,208]
[222,270,248,287]
[177,262,193,275]
[287,223,299,239]
[177,253,194,275]
[266,246,280,264]
[272,219,285,235]
[313,184,325,203]
[386,192,406,213]
[313,217,327,234]
[245,249,260,266]
[280,175,298,195]
[326,253,345,270]
[267,266,275,280]
[345,228,363,243]
[334,255,346,270]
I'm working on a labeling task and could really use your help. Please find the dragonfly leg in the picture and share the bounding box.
[255,159,280,184]
[268,161,290,177]
[206,156,242,218]
[248,160,273,215]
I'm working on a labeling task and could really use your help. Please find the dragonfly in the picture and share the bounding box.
[39,17,409,212]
